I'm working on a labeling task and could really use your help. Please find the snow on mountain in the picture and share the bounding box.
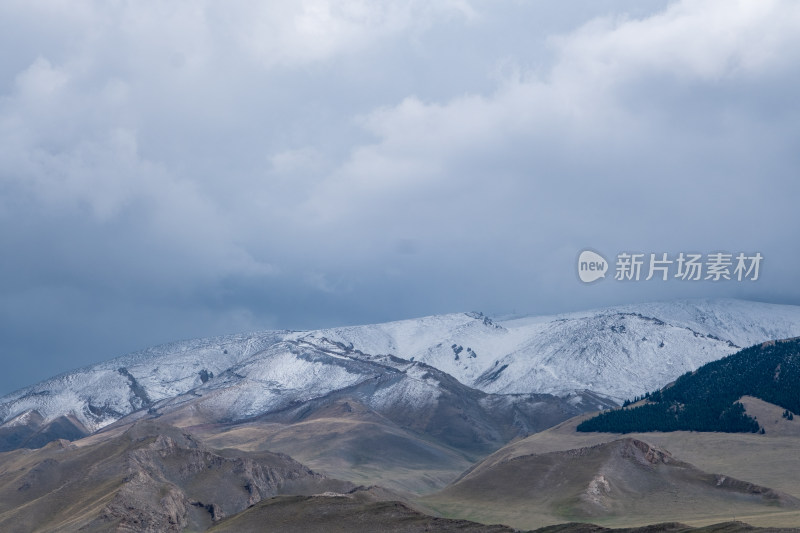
[473,312,735,399]
[150,339,425,423]
[612,299,800,348]
[288,311,512,387]
[298,299,800,401]
[0,331,287,432]
[115,338,601,458]
[1,298,799,434]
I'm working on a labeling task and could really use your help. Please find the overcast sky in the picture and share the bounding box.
[1,0,799,395]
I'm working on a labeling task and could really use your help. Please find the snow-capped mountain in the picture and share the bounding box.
[294,299,800,399]
[141,338,603,456]
[1,299,799,443]
[0,331,287,432]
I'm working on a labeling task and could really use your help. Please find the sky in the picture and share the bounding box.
[1,0,799,395]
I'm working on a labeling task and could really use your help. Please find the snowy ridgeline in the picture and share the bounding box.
[2,298,800,432]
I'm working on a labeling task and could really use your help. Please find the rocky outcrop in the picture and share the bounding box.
[0,421,352,532]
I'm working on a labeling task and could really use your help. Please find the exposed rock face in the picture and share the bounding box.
[618,438,673,466]
[0,421,352,532]
[89,424,347,532]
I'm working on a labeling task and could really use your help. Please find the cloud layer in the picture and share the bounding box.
[1,0,798,394]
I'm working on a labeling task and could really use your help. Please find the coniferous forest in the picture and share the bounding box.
[578,337,800,433]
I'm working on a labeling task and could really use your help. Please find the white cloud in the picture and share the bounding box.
[552,0,800,84]
[301,0,800,227]
[0,0,798,394]
[228,0,476,67]
[14,56,68,101]
[0,52,273,286]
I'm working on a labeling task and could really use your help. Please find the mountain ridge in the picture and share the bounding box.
[2,298,800,452]
[577,337,800,434]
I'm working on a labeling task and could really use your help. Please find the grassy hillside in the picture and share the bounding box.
[422,410,800,529]
[425,437,800,530]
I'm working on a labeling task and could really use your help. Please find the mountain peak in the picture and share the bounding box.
[2,298,800,450]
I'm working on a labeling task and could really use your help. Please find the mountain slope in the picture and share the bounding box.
[577,337,800,434]
[206,493,516,533]
[2,299,799,452]
[300,299,800,399]
[113,338,606,493]
[426,438,800,530]
[138,338,599,452]
[0,421,353,533]
[194,400,479,495]
[0,330,287,434]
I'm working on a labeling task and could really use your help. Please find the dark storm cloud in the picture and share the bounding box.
[1,0,799,395]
